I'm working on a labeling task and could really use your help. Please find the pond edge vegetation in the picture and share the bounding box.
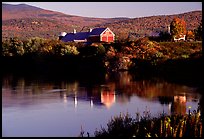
[92,109,202,137]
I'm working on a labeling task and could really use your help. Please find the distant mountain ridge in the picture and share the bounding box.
[2,3,202,40]
[2,3,43,10]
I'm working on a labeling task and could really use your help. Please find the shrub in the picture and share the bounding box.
[24,37,45,55]
[2,37,24,56]
[63,45,79,56]
[96,44,106,55]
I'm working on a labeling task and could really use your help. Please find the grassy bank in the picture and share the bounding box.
[94,111,202,137]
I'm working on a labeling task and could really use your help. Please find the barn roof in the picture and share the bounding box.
[61,32,90,42]
[89,28,107,35]
[61,33,75,42]
[150,32,160,37]
[74,32,90,40]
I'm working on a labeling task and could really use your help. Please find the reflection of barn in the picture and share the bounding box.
[158,95,188,115]
[101,89,116,108]
[63,93,103,108]
[62,86,116,109]
[171,95,187,115]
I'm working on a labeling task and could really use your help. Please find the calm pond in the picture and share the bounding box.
[2,71,201,137]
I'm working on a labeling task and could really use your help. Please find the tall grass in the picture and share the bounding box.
[94,110,202,137]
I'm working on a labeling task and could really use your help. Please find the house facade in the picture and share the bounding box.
[59,27,115,43]
[173,34,186,42]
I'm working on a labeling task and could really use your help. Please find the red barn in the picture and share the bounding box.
[88,27,115,43]
[60,27,115,43]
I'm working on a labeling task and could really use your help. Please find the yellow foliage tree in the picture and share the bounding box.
[170,17,187,39]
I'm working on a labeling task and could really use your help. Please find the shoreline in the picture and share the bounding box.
[2,56,202,88]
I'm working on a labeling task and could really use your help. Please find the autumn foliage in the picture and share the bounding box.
[170,17,187,39]
[2,37,79,57]
[2,37,202,73]
[186,30,195,41]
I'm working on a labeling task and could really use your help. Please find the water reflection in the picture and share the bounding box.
[2,72,201,136]
[2,72,200,114]
[172,95,186,115]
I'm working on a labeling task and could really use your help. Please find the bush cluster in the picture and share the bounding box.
[2,37,80,57]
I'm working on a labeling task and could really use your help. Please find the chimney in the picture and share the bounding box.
[73,29,76,34]
[167,25,171,34]
[89,28,93,32]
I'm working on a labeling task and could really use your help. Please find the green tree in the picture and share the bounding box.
[51,41,79,56]
[24,37,45,54]
[170,17,187,39]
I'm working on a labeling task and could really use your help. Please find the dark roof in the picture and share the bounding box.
[75,32,90,40]
[150,32,160,37]
[89,28,107,36]
[61,33,75,42]
[61,32,90,42]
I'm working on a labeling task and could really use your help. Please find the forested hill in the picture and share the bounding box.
[2,3,202,40]
[103,11,202,40]
[2,3,128,40]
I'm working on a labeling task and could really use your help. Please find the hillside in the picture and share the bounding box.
[2,3,129,40]
[100,11,202,40]
[2,3,202,40]
[2,3,127,23]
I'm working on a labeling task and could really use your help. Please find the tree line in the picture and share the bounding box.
[2,37,80,57]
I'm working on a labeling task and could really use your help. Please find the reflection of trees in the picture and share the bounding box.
[2,72,201,110]
[158,96,173,105]
[2,75,81,97]
[116,94,130,104]
[105,71,200,105]
[104,72,200,115]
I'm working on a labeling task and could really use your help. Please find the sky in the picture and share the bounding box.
[2,2,202,18]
